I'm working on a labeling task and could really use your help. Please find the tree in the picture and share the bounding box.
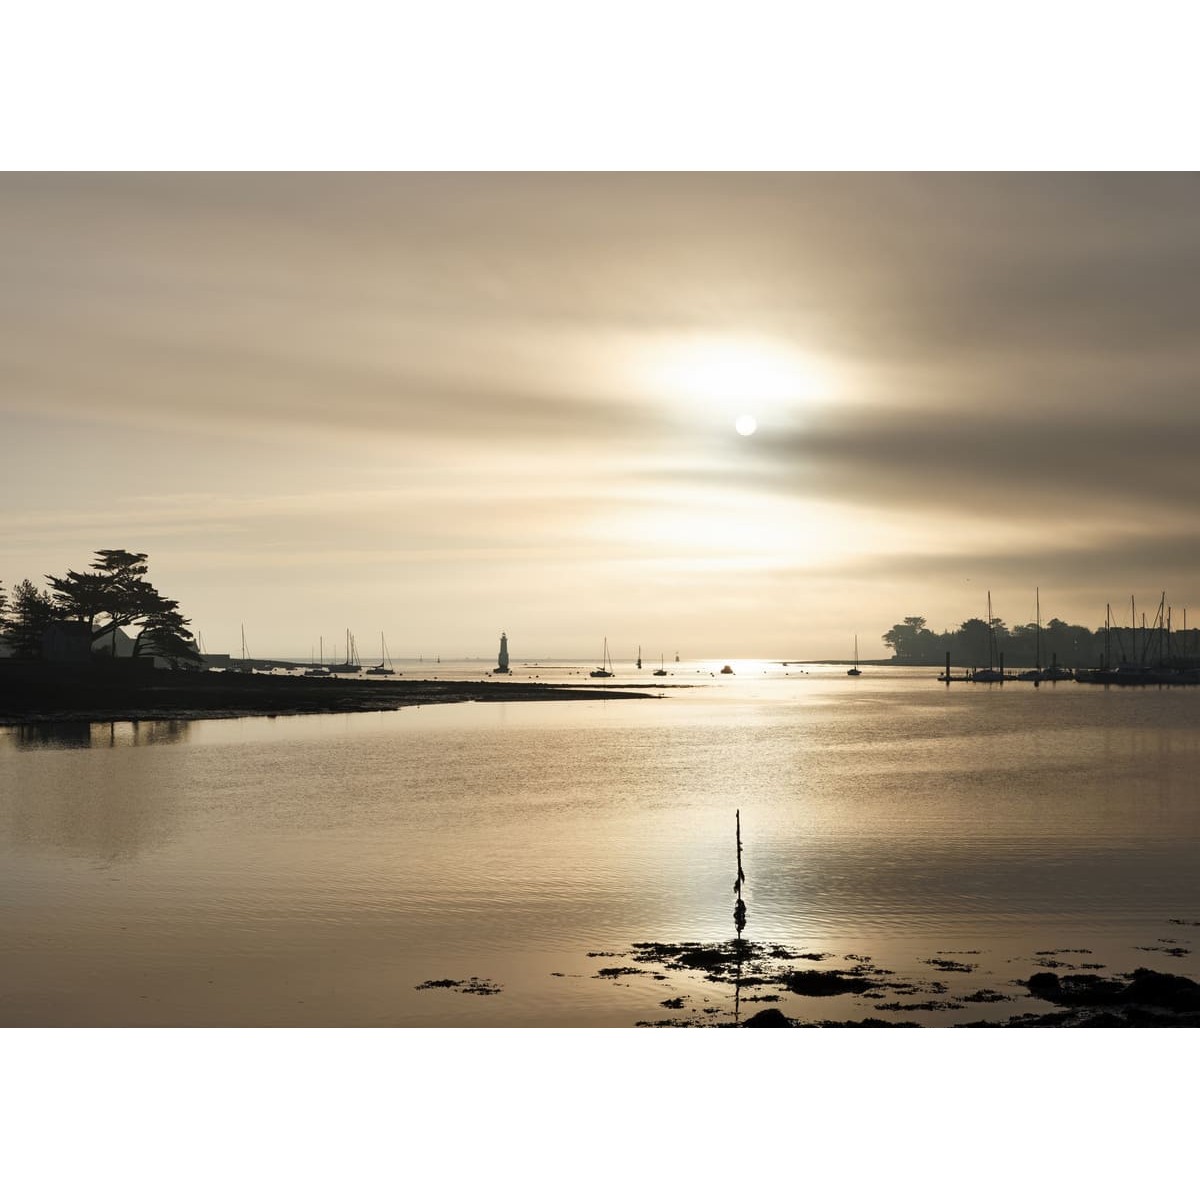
[136,605,203,668]
[46,549,194,659]
[882,616,936,661]
[957,617,992,665]
[0,579,57,658]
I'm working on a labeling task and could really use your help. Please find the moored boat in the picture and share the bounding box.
[365,633,397,676]
[328,629,362,674]
[590,638,614,678]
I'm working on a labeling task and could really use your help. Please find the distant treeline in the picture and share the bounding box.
[882,614,1199,668]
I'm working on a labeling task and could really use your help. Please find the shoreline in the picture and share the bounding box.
[0,664,657,726]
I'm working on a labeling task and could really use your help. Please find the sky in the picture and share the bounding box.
[6,171,1200,660]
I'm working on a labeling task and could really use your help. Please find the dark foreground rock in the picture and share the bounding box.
[595,936,1200,1028]
[1023,967,1200,1024]
[779,969,877,996]
[743,1007,793,1027]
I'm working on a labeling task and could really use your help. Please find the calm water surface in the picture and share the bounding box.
[3,662,1199,1026]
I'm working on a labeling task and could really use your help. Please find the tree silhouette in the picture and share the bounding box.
[881,609,1123,667]
[0,579,58,658]
[45,549,200,664]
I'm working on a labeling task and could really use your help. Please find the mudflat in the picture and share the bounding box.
[0,661,653,725]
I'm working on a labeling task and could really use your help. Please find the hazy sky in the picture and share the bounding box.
[5,172,1200,659]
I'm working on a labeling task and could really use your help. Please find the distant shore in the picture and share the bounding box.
[0,662,656,726]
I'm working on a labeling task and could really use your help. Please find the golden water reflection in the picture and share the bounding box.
[2,668,1199,1025]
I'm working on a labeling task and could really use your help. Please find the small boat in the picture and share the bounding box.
[653,652,667,677]
[971,592,1005,682]
[235,624,254,672]
[365,633,397,676]
[847,634,862,676]
[720,664,734,674]
[304,635,331,677]
[1016,589,1049,681]
[327,629,363,674]
[970,667,1005,682]
[590,638,614,678]
[636,645,642,670]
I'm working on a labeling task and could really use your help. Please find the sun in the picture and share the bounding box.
[639,334,829,429]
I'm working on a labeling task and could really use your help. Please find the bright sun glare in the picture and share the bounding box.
[644,336,828,430]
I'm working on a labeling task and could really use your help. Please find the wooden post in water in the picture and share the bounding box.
[733,809,747,1025]
[734,809,746,935]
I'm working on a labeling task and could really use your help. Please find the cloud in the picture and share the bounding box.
[8,173,1200,652]
[733,406,1200,520]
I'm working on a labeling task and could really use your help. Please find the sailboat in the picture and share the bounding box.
[636,645,642,670]
[327,629,363,674]
[590,638,614,678]
[847,634,862,676]
[235,624,253,672]
[366,633,397,676]
[653,653,667,677]
[1017,589,1045,682]
[971,593,1004,682]
[305,635,331,677]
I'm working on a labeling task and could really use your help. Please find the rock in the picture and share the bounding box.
[780,969,876,996]
[742,1007,792,1027]
[1120,968,1200,1012]
[1025,968,1200,1014]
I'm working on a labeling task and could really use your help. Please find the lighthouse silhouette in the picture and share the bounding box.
[496,632,510,674]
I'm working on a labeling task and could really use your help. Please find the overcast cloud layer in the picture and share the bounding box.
[4,173,1200,658]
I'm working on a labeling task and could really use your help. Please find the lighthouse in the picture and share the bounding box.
[495,632,510,674]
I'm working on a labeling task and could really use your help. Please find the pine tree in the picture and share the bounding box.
[0,579,58,658]
[46,549,195,660]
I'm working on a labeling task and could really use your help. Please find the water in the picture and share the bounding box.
[3,662,1199,1026]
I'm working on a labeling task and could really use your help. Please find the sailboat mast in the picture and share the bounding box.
[987,592,994,670]
[1035,587,1041,671]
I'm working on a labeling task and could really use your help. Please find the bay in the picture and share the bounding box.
[3,662,1199,1027]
